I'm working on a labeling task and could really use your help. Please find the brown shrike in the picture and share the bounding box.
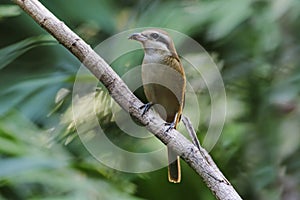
[129,29,186,183]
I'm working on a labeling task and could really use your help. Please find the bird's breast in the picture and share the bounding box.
[141,58,185,122]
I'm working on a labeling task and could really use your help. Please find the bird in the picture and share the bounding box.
[129,29,186,183]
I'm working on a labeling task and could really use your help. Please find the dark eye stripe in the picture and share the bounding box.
[157,36,170,49]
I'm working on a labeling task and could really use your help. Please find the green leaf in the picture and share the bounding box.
[0,35,57,70]
[0,5,21,19]
[207,0,252,40]
[0,157,67,178]
[0,75,69,117]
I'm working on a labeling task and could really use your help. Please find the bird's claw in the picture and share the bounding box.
[139,102,154,116]
[164,122,175,132]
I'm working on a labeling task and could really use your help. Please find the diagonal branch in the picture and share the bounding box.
[12,0,242,199]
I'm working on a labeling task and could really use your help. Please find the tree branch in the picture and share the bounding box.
[12,0,242,199]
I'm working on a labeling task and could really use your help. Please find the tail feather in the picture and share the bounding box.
[167,112,181,183]
[167,146,181,183]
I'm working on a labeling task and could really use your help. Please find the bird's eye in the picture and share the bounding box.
[150,33,159,39]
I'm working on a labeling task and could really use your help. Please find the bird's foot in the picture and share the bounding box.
[164,121,176,132]
[139,102,154,116]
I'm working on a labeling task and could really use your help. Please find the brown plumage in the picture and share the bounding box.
[129,29,186,183]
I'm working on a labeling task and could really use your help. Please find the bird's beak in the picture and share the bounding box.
[128,32,147,42]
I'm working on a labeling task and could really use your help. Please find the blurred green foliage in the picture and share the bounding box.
[0,0,300,199]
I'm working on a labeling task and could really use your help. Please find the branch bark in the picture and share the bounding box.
[12,0,242,199]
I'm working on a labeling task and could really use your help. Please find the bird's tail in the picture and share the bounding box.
[167,147,181,183]
[167,112,181,183]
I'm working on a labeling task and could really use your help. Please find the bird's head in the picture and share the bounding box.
[129,29,178,58]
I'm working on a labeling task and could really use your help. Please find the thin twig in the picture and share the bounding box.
[182,115,231,185]
[182,115,201,150]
